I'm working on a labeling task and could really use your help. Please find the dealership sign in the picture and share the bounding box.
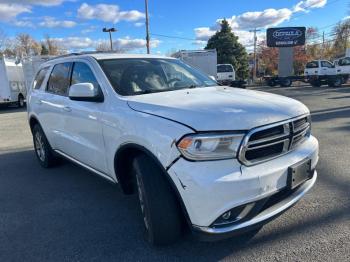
[267,27,306,47]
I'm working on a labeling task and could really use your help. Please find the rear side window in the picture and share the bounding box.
[71,62,99,89]
[217,65,233,73]
[47,63,71,96]
[306,61,319,69]
[33,67,49,90]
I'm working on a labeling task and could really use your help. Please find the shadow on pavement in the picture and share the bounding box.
[0,148,348,261]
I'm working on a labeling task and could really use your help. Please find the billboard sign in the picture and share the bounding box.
[267,27,306,47]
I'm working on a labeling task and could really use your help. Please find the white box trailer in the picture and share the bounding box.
[22,56,52,92]
[0,57,26,107]
[172,49,217,77]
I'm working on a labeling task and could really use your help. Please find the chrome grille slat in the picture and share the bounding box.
[238,115,311,166]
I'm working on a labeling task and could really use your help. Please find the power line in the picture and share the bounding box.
[150,33,196,41]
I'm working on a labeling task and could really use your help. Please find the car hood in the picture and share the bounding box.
[127,86,309,131]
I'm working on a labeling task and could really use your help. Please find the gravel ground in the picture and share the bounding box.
[0,85,349,262]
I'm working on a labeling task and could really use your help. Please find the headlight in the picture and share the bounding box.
[177,133,245,161]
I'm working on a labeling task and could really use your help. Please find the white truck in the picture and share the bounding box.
[335,57,350,84]
[173,50,245,87]
[22,56,52,92]
[172,49,218,78]
[217,64,235,85]
[265,59,344,87]
[0,57,26,107]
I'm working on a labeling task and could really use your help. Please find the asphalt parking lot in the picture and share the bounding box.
[0,85,349,262]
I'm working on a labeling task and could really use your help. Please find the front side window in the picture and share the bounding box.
[33,67,49,90]
[339,58,350,66]
[98,58,217,96]
[321,61,333,68]
[47,63,71,96]
[71,62,99,89]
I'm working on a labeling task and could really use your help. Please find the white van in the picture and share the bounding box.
[217,64,235,85]
[0,57,26,107]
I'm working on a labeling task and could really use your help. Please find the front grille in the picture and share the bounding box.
[239,116,311,166]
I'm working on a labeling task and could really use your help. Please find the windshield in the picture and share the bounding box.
[217,64,233,73]
[98,58,217,96]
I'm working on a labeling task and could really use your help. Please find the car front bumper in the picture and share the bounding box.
[167,135,319,234]
[192,170,317,241]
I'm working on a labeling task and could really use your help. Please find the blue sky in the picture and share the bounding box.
[0,0,347,54]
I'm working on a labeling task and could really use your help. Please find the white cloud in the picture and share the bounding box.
[52,36,160,51]
[0,3,31,21]
[81,25,97,34]
[39,17,76,28]
[53,37,95,49]
[294,0,327,12]
[114,37,161,50]
[13,20,34,28]
[233,8,293,30]
[134,22,144,27]
[78,3,145,23]
[194,27,216,41]
[0,0,67,6]
[0,0,70,22]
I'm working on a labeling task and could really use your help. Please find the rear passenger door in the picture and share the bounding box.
[62,61,108,174]
[40,62,72,149]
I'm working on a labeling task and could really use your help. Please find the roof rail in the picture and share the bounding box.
[48,51,123,61]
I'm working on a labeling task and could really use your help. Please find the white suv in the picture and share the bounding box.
[27,53,319,245]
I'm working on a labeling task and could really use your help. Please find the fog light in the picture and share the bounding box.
[222,211,231,220]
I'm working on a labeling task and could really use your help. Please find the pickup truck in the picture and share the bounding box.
[335,57,350,84]
[265,59,344,88]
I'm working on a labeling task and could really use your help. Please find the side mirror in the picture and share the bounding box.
[209,75,216,81]
[69,83,104,102]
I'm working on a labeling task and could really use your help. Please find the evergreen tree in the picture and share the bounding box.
[41,43,49,55]
[205,19,249,79]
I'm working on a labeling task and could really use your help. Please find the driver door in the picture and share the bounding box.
[61,61,108,174]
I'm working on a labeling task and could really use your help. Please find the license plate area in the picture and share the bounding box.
[287,159,312,190]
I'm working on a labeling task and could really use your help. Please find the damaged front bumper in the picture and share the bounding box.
[192,171,317,241]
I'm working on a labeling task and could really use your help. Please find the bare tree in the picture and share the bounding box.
[43,34,62,55]
[0,29,7,53]
[96,40,125,53]
[96,41,111,51]
[16,33,35,57]
[332,20,350,57]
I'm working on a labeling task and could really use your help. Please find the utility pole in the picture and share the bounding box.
[145,0,150,54]
[322,31,325,57]
[103,27,117,51]
[249,28,261,82]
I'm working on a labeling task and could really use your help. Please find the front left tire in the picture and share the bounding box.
[132,154,183,246]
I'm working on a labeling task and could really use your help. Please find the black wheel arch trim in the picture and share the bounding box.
[114,143,192,226]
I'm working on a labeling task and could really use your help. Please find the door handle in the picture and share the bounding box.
[35,100,42,105]
[63,106,72,112]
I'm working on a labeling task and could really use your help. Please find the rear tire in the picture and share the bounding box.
[32,124,59,168]
[328,77,342,88]
[18,94,25,108]
[267,79,277,87]
[132,154,183,246]
[310,80,321,87]
[280,78,292,87]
